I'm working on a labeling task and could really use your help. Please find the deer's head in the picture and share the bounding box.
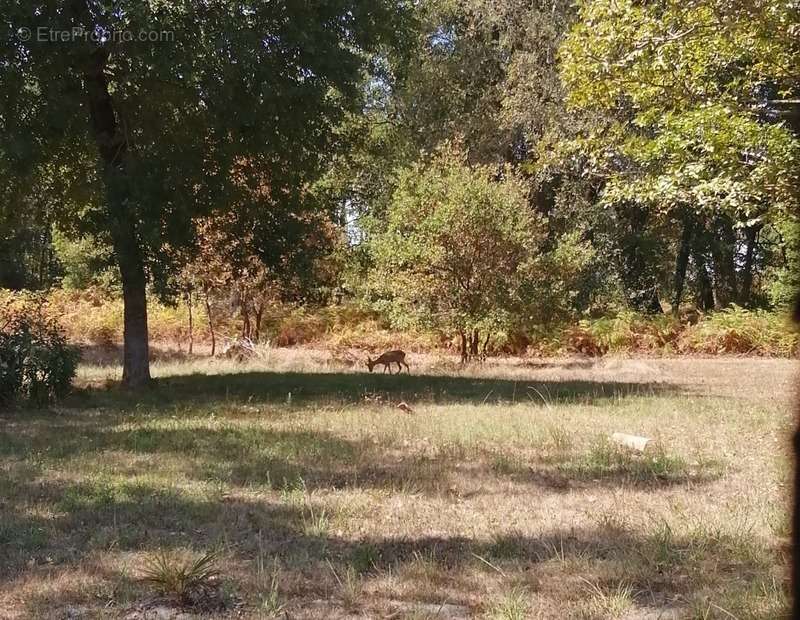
[365,356,375,372]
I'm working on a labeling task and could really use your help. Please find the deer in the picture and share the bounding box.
[366,350,410,374]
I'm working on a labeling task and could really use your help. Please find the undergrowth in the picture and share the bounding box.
[1,289,796,357]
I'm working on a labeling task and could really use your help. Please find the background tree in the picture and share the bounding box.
[559,0,800,312]
[367,146,549,361]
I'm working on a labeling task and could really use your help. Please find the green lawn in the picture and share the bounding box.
[0,352,795,619]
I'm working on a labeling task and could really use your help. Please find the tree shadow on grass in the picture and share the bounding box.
[67,368,683,413]
[6,486,782,618]
[0,419,723,500]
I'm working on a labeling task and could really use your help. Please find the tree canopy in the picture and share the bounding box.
[1,0,410,384]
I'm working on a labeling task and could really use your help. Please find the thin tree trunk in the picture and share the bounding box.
[739,225,760,306]
[254,299,265,343]
[459,330,468,364]
[711,217,738,308]
[204,283,216,356]
[672,216,694,315]
[481,332,490,361]
[693,245,715,311]
[186,290,193,355]
[470,329,479,358]
[241,300,251,340]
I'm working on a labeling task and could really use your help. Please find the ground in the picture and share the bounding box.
[1,349,797,619]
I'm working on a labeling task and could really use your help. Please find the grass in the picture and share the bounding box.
[0,350,795,618]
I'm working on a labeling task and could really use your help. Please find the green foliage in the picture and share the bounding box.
[51,229,118,291]
[0,294,78,405]
[558,0,800,310]
[367,146,546,336]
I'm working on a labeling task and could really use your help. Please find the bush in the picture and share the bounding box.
[0,295,78,405]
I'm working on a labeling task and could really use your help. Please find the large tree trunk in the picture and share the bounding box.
[118,251,151,386]
[80,39,151,386]
[672,216,694,315]
[481,332,491,361]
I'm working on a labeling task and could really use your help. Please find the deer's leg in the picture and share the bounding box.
[403,361,410,374]
[383,364,389,374]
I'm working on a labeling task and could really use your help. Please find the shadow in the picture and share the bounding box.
[522,359,597,370]
[0,420,721,499]
[6,478,781,617]
[66,369,682,413]
[78,343,194,367]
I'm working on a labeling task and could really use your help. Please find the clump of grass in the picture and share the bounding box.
[490,451,522,475]
[302,503,330,538]
[561,436,696,483]
[485,586,531,620]
[140,548,222,605]
[327,560,362,610]
[546,425,572,453]
[576,579,633,619]
[256,556,285,617]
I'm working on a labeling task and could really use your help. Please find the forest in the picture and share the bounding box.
[2,0,798,387]
[1,1,799,619]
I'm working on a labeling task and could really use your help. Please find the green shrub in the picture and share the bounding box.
[0,295,78,405]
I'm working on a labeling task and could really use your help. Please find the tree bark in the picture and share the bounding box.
[254,299,265,343]
[204,283,216,356]
[118,252,150,386]
[739,224,760,306]
[481,332,490,361]
[74,9,151,386]
[186,291,193,355]
[672,216,694,315]
[711,217,738,308]
[459,330,468,364]
[241,290,251,340]
[692,245,715,312]
[469,329,479,359]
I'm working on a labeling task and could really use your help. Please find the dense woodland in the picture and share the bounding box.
[1,1,798,385]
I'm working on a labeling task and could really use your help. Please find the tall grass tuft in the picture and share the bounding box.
[140,548,221,604]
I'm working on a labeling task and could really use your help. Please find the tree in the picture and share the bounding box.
[367,146,547,360]
[559,0,800,311]
[1,1,408,385]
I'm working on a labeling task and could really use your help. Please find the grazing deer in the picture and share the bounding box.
[366,350,410,374]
